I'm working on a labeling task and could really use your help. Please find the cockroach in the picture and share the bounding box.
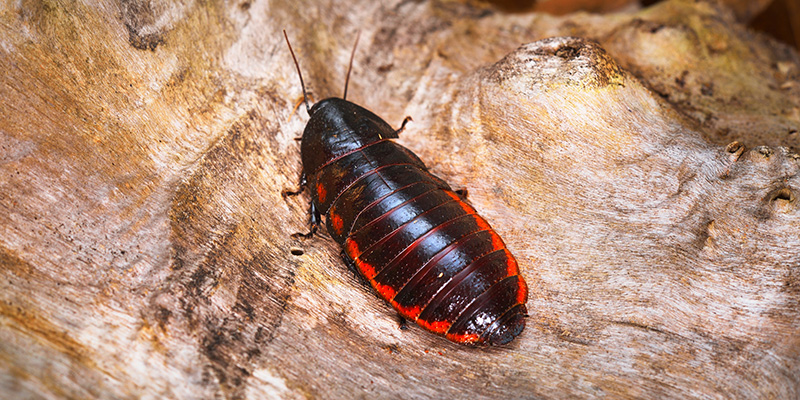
[283,31,528,346]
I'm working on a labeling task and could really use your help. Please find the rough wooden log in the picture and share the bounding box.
[1,0,798,398]
[718,0,774,21]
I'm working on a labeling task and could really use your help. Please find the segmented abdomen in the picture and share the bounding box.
[309,139,528,345]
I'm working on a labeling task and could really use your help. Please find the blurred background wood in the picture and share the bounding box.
[488,0,799,50]
[750,0,800,50]
[1,0,798,398]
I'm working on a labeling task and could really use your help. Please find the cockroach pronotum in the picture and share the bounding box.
[282,31,528,346]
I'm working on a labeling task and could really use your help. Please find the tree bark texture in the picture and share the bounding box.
[1,0,798,399]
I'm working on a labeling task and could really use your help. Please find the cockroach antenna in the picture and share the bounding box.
[283,30,310,114]
[342,30,361,101]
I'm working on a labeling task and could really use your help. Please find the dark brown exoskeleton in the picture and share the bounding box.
[283,31,528,346]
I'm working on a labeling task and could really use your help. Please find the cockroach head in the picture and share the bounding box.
[300,98,399,174]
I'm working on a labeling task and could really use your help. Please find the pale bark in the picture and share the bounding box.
[1,0,798,399]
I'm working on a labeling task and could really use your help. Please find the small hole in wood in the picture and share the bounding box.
[772,188,794,202]
[554,45,581,59]
[766,187,796,214]
[290,247,304,256]
[726,141,743,153]
[725,141,745,162]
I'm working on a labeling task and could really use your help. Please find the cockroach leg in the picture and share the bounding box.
[395,116,413,135]
[397,315,409,330]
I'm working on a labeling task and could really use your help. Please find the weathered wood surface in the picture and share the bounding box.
[1,0,798,398]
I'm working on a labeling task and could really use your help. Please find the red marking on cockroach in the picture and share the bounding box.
[487,229,505,251]
[516,278,528,305]
[418,318,450,334]
[316,182,327,203]
[446,332,480,344]
[345,238,360,259]
[372,279,397,303]
[392,301,421,321]
[331,212,344,235]
[357,258,377,281]
[473,214,491,232]
[504,250,520,276]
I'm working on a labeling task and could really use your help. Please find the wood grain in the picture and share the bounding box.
[1,0,798,398]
